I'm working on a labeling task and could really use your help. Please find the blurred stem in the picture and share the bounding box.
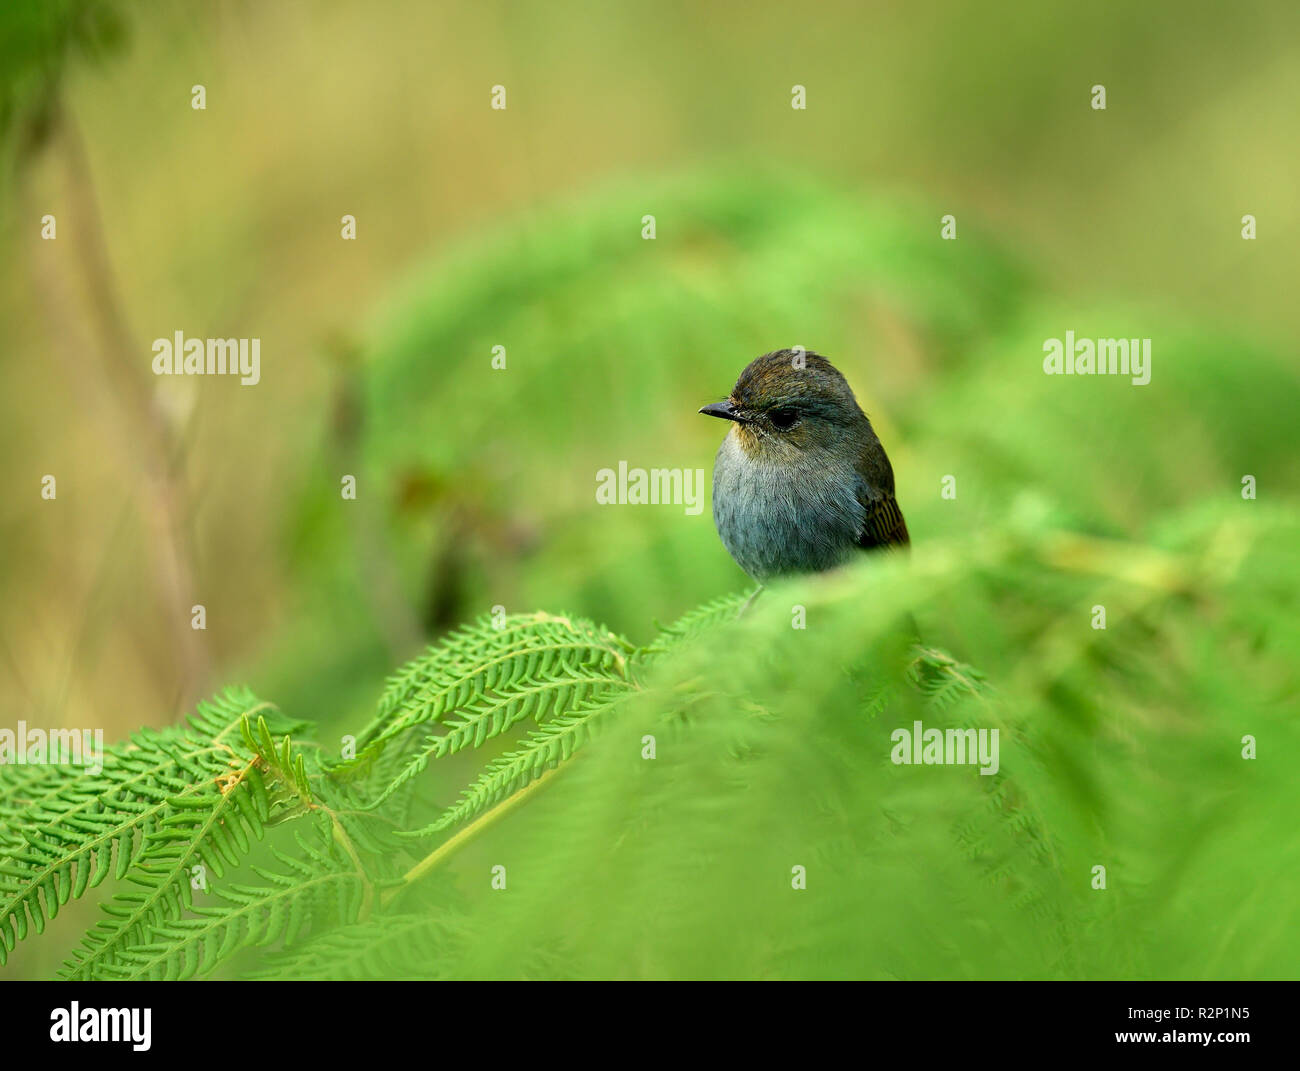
[327,357,425,658]
[382,763,563,907]
[19,98,207,714]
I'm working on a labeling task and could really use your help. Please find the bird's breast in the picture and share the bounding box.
[710,437,865,580]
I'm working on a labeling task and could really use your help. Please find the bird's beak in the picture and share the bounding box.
[699,400,745,423]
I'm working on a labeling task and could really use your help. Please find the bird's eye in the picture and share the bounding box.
[769,408,799,431]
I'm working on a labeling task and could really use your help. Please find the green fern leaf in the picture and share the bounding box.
[364,672,633,811]
[908,646,991,710]
[637,592,751,665]
[0,688,304,968]
[401,692,630,839]
[81,823,368,980]
[54,700,318,980]
[248,910,466,981]
[370,612,630,736]
[331,613,634,802]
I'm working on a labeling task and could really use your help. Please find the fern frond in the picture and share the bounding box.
[908,646,991,711]
[331,612,634,796]
[400,692,627,839]
[248,910,466,980]
[78,823,368,980]
[55,701,319,980]
[58,778,258,978]
[364,673,633,811]
[240,714,314,809]
[637,592,751,665]
[375,611,630,734]
[0,688,304,968]
[0,762,79,831]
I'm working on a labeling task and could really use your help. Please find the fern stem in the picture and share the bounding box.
[381,763,563,907]
[320,807,374,919]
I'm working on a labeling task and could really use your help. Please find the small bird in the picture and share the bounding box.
[700,350,908,583]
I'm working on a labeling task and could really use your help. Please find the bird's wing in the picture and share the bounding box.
[856,487,910,549]
[852,431,909,549]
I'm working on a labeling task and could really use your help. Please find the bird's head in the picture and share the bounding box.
[699,350,867,459]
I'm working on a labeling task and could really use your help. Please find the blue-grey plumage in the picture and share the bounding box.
[701,350,908,582]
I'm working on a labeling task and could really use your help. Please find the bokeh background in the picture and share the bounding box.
[1,0,1297,979]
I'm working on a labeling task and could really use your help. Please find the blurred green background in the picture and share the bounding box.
[1,0,1297,978]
